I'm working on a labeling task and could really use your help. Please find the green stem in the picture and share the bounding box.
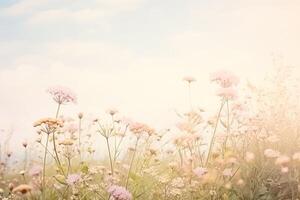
[42,134,50,200]
[106,137,114,175]
[125,138,139,189]
[205,100,225,166]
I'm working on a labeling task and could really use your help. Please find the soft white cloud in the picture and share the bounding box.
[2,0,145,24]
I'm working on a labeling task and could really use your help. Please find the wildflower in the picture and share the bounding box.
[33,118,63,129]
[193,167,208,178]
[171,178,185,188]
[8,183,14,191]
[107,185,132,200]
[266,135,280,143]
[7,152,12,158]
[222,168,233,177]
[29,165,42,176]
[236,179,245,186]
[183,76,196,83]
[216,87,238,100]
[210,70,239,88]
[281,167,289,173]
[66,174,81,185]
[19,170,26,176]
[47,86,77,104]
[22,141,28,148]
[264,149,280,158]
[78,112,83,119]
[275,155,290,166]
[293,152,300,161]
[129,122,155,136]
[225,182,232,189]
[106,108,118,116]
[245,152,255,162]
[12,184,32,194]
[58,139,74,146]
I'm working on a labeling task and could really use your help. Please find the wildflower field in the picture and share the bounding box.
[1,66,300,200]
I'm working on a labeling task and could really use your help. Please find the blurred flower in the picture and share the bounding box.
[78,112,83,119]
[216,87,238,100]
[59,139,74,146]
[107,185,132,200]
[222,168,233,177]
[129,122,155,136]
[266,135,280,143]
[293,152,300,161]
[22,141,28,148]
[12,184,32,194]
[236,179,245,186]
[47,86,77,104]
[106,108,118,116]
[29,165,42,177]
[281,167,289,173]
[275,155,290,166]
[245,152,255,162]
[183,76,196,83]
[193,167,208,178]
[66,174,81,185]
[264,149,280,158]
[210,70,239,88]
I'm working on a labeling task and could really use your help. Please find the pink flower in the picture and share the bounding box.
[66,174,81,185]
[108,185,132,200]
[210,70,239,88]
[216,87,238,100]
[275,155,290,166]
[47,86,77,104]
[222,168,233,177]
[29,165,42,177]
[193,167,208,178]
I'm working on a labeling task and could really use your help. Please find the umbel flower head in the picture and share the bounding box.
[107,185,132,200]
[66,173,81,185]
[47,86,77,104]
[33,118,64,134]
[33,118,63,128]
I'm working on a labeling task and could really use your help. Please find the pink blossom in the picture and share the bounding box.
[275,155,290,166]
[193,167,208,178]
[47,86,77,104]
[210,70,239,88]
[222,168,233,177]
[107,185,132,200]
[66,174,81,185]
[29,165,42,177]
[216,87,238,100]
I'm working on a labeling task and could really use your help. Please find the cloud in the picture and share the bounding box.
[2,0,145,24]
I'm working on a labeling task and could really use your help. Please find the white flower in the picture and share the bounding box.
[264,149,280,158]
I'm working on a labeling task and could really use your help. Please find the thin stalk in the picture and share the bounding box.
[125,138,139,189]
[42,134,50,200]
[205,100,225,166]
[53,103,65,176]
[106,137,114,175]
[78,118,82,161]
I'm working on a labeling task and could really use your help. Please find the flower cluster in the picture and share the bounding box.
[47,86,77,104]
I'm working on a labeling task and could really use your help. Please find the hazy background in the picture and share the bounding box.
[0,0,300,149]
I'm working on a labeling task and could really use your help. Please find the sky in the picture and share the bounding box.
[0,0,300,149]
